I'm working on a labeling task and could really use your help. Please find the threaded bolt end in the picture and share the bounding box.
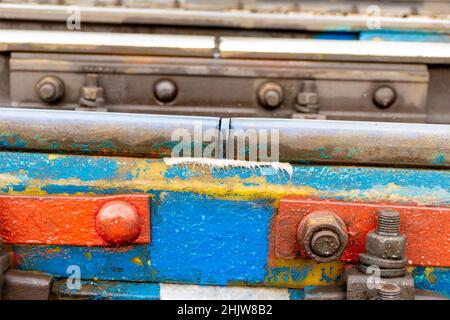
[377,209,400,235]
[377,283,401,300]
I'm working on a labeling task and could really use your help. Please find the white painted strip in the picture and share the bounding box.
[0,29,215,55]
[160,284,290,300]
[220,37,450,61]
[164,157,293,177]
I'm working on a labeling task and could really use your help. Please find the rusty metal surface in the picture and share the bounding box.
[229,117,450,167]
[275,197,450,266]
[9,53,429,121]
[0,1,449,32]
[0,108,220,158]
[0,108,448,167]
[344,265,416,300]
[2,270,53,300]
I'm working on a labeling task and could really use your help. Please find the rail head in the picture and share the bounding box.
[0,108,448,168]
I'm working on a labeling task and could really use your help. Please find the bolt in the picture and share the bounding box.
[154,79,177,103]
[96,201,141,246]
[360,209,407,269]
[297,211,348,263]
[377,209,401,236]
[377,283,402,300]
[311,230,341,257]
[36,76,65,103]
[295,80,319,113]
[373,86,396,109]
[258,82,284,109]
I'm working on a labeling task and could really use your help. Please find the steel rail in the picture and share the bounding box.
[1,29,450,64]
[0,108,448,168]
[219,37,450,64]
[228,118,450,167]
[0,108,220,158]
[0,3,449,33]
[0,30,216,57]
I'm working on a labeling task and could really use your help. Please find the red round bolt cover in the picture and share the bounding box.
[96,200,142,245]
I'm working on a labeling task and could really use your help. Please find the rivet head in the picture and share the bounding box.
[36,76,65,103]
[258,82,284,109]
[373,86,396,109]
[154,79,177,103]
[96,201,141,245]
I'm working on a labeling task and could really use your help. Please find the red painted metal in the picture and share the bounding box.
[0,195,150,246]
[275,197,450,267]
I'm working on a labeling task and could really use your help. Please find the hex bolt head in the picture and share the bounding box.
[154,79,178,103]
[377,283,402,300]
[373,86,396,109]
[297,211,348,263]
[257,82,284,109]
[35,76,65,103]
[96,201,141,246]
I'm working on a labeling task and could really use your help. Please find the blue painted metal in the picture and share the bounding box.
[1,151,449,296]
[53,279,160,300]
[360,31,450,42]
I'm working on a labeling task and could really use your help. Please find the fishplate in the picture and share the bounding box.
[0,195,150,246]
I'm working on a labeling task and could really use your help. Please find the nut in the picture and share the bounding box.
[35,76,65,103]
[297,91,318,105]
[257,82,284,109]
[297,211,348,263]
[365,232,406,260]
[365,209,406,260]
[81,86,103,101]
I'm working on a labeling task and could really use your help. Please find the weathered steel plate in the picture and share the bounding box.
[274,197,450,267]
[0,195,150,246]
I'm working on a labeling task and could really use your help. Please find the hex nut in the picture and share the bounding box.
[297,91,318,105]
[297,211,348,263]
[365,231,406,260]
[35,76,65,103]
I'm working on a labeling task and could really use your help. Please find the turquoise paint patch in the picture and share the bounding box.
[360,31,450,43]
[0,134,26,148]
[314,32,359,40]
[53,280,160,300]
[411,267,450,298]
[0,152,119,181]
[432,154,446,166]
[288,289,305,300]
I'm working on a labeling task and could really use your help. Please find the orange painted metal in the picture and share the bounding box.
[0,195,150,246]
[275,197,450,267]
